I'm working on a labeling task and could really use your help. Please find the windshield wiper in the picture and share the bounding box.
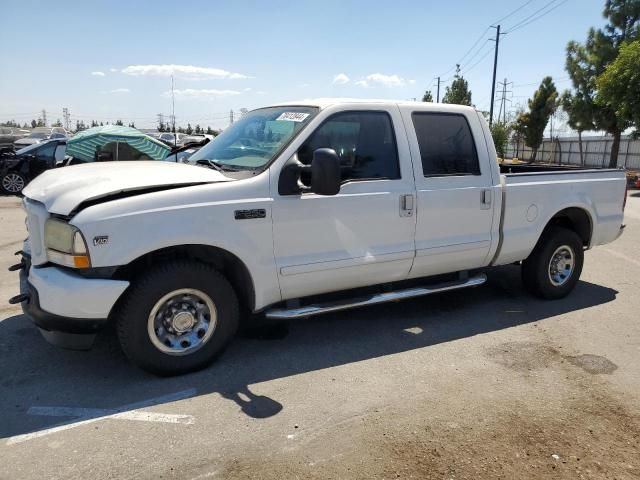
[197,159,234,172]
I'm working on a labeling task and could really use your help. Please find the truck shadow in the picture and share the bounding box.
[0,265,618,441]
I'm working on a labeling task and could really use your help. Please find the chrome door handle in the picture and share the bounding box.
[400,194,414,217]
[480,189,492,209]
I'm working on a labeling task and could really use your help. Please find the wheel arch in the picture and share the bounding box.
[541,207,593,247]
[114,244,256,312]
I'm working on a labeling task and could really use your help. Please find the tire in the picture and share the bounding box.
[1,171,27,195]
[115,261,239,375]
[521,226,584,300]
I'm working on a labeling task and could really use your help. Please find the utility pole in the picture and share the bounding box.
[170,75,176,146]
[229,109,234,125]
[62,108,70,130]
[489,25,502,127]
[436,77,441,103]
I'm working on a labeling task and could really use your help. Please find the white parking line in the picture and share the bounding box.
[5,388,197,445]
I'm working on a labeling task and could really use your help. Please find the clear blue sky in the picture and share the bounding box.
[0,0,607,130]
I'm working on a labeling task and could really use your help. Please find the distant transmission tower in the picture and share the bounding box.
[41,109,47,127]
[229,109,234,124]
[157,113,165,130]
[62,108,70,130]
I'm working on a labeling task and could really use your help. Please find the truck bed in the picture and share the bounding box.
[499,163,618,174]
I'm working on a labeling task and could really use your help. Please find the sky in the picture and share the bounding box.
[0,0,608,131]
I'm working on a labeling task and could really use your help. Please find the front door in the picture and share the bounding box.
[272,106,417,300]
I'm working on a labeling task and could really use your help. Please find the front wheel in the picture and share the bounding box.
[521,226,584,300]
[115,261,239,375]
[1,171,27,195]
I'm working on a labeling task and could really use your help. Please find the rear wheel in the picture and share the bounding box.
[115,261,239,375]
[1,171,26,194]
[521,226,584,299]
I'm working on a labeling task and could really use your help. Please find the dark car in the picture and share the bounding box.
[0,139,67,194]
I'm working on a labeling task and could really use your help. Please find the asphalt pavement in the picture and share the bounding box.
[1,192,639,479]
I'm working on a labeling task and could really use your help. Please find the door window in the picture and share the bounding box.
[412,113,480,176]
[299,111,400,182]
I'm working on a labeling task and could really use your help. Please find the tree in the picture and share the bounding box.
[115,119,124,126]
[36,118,45,127]
[597,39,640,135]
[565,0,640,167]
[31,119,37,128]
[194,124,202,134]
[516,77,558,161]
[206,126,214,135]
[128,122,136,128]
[422,90,434,102]
[490,122,512,160]
[442,65,472,106]
[561,90,595,165]
[52,119,63,127]
[186,123,193,135]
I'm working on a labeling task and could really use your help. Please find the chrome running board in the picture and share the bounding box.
[265,273,487,320]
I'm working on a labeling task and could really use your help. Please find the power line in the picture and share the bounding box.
[491,0,536,25]
[460,46,494,75]
[504,0,570,34]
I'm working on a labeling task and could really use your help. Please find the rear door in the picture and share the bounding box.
[401,108,497,278]
[271,105,417,300]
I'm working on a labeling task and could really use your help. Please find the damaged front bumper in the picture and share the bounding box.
[9,250,129,350]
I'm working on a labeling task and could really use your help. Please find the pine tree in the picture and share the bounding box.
[516,77,558,161]
[565,0,640,167]
[442,65,472,106]
[422,90,434,102]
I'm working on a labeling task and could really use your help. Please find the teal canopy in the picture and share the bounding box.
[66,125,171,162]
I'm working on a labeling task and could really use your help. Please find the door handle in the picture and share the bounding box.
[480,189,492,209]
[400,194,414,217]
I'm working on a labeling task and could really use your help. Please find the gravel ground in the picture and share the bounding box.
[0,192,639,480]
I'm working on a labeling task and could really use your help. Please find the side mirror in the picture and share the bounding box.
[311,148,341,196]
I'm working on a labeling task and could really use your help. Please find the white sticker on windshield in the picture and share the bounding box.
[276,112,310,122]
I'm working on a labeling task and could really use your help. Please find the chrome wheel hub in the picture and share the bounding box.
[548,245,575,287]
[147,289,217,356]
[2,173,24,193]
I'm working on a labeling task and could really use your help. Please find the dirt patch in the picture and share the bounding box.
[201,341,638,480]
[485,341,559,373]
[566,354,618,375]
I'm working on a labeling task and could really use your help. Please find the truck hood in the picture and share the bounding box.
[23,161,231,215]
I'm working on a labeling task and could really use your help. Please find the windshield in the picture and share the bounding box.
[189,106,317,170]
[15,141,52,155]
[28,132,49,139]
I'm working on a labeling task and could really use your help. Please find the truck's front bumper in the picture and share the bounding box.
[14,256,129,349]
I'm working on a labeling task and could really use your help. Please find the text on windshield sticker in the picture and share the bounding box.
[276,112,310,122]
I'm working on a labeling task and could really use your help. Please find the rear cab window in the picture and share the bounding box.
[411,112,480,177]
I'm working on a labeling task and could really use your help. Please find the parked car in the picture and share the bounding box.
[0,127,29,149]
[158,132,188,147]
[11,100,626,375]
[0,138,67,194]
[13,128,58,148]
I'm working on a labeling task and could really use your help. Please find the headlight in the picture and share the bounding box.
[44,218,91,268]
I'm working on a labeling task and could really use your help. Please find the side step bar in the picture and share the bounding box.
[265,273,487,320]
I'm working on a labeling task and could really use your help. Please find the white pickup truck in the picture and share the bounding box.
[9,100,626,375]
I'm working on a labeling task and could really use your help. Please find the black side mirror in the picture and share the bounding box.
[311,148,341,196]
